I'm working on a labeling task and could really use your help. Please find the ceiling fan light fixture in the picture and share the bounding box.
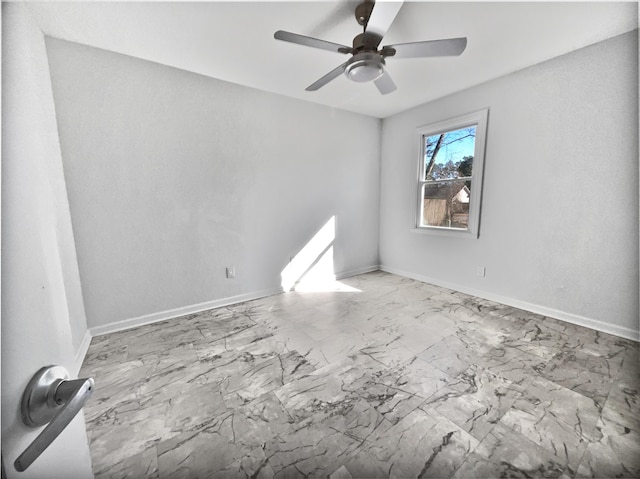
[274,1,467,94]
[345,52,385,83]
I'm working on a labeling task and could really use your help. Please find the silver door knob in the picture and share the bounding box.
[14,365,94,472]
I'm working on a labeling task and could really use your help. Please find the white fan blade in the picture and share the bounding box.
[374,71,397,95]
[363,1,404,48]
[306,62,349,91]
[386,37,467,58]
[274,31,352,54]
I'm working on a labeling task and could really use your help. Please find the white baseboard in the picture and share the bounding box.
[87,263,635,345]
[89,286,284,337]
[88,265,382,338]
[380,265,639,342]
[336,264,381,280]
[74,329,93,374]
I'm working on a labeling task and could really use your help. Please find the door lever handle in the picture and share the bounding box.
[14,365,94,472]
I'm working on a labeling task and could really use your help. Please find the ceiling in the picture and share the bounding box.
[27,1,638,118]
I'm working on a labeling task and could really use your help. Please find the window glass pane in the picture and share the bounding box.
[421,179,471,229]
[424,126,476,181]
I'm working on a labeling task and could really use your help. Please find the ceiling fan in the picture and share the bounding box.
[274,0,467,95]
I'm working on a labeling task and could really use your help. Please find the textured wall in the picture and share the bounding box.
[379,31,639,338]
[46,38,381,330]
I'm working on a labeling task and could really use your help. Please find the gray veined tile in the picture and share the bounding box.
[505,376,602,441]
[449,306,531,353]
[136,359,215,405]
[277,350,318,383]
[358,385,425,428]
[292,319,341,343]
[618,343,640,381]
[274,359,391,442]
[82,359,156,422]
[156,412,263,479]
[185,307,258,342]
[457,300,544,325]
[344,406,479,479]
[163,382,227,433]
[208,456,275,479]
[343,355,430,426]
[93,446,158,479]
[401,309,459,339]
[162,393,290,478]
[358,335,417,368]
[425,364,527,441]
[81,271,639,477]
[500,407,588,472]
[457,296,515,319]
[192,349,275,387]
[328,397,393,442]
[220,353,308,406]
[267,326,326,367]
[481,344,547,385]
[499,376,603,471]
[353,348,447,383]
[495,306,546,324]
[538,316,631,361]
[262,421,364,478]
[575,416,640,479]
[90,323,166,352]
[329,465,353,479]
[393,320,454,355]
[601,374,640,431]
[452,326,507,357]
[225,303,275,322]
[256,297,329,326]
[273,358,364,414]
[452,422,569,479]
[221,354,284,394]
[417,335,482,378]
[374,278,445,304]
[302,330,364,366]
[192,337,231,361]
[88,401,174,474]
[383,355,452,400]
[82,341,128,371]
[537,349,615,409]
[439,302,485,325]
[344,312,406,346]
[541,317,637,367]
[124,332,198,361]
[226,392,295,448]
[136,342,200,373]
[498,320,573,361]
[217,324,281,355]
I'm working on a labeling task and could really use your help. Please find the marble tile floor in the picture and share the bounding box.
[80,271,639,479]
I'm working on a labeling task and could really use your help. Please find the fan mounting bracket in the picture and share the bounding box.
[354,1,374,27]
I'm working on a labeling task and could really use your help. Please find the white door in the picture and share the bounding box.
[1,4,94,478]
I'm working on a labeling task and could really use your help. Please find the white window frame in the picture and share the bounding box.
[412,108,489,239]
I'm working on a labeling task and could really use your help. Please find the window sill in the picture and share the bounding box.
[410,226,478,239]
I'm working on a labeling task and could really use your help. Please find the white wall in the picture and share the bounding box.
[45,38,381,332]
[1,4,93,477]
[379,30,639,340]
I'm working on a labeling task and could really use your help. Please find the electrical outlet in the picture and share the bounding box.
[477,266,486,277]
[226,266,235,279]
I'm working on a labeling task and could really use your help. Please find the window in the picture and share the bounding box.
[414,109,488,238]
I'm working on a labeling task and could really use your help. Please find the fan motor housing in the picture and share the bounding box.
[352,33,372,52]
